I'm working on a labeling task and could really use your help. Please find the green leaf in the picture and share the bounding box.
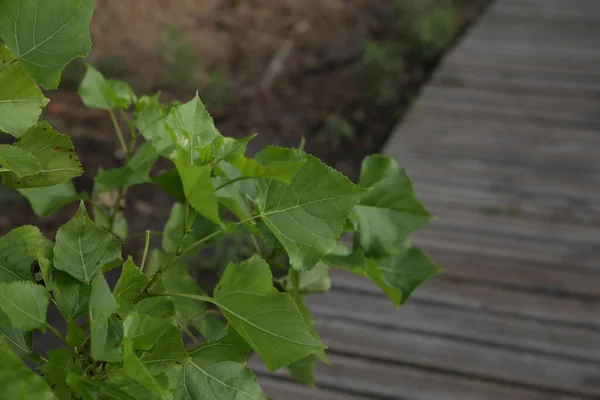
[66,320,86,349]
[175,328,265,400]
[174,152,220,224]
[324,247,397,303]
[78,64,110,109]
[123,340,169,398]
[213,255,326,371]
[255,147,366,271]
[160,255,208,328]
[124,313,171,351]
[89,274,122,361]
[106,371,161,400]
[162,204,216,255]
[355,155,432,257]
[78,64,136,110]
[93,198,128,242]
[325,242,441,307]
[105,79,136,110]
[287,356,317,387]
[164,92,221,150]
[215,176,253,221]
[114,257,150,317]
[213,164,258,235]
[0,122,83,188]
[0,281,48,331]
[152,168,185,202]
[203,135,255,164]
[18,181,81,217]
[54,270,91,320]
[230,153,306,184]
[283,263,331,294]
[66,372,100,400]
[0,49,48,137]
[0,0,94,89]
[0,225,51,283]
[0,44,15,66]
[218,161,256,198]
[134,94,174,156]
[44,349,77,400]
[136,296,176,321]
[0,145,41,176]
[95,142,159,190]
[54,201,122,283]
[292,296,328,363]
[0,337,57,400]
[374,241,442,306]
[67,373,137,400]
[140,325,190,370]
[0,325,32,355]
[192,313,226,341]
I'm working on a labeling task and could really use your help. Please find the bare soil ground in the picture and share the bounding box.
[0,0,488,255]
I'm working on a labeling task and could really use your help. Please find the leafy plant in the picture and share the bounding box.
[202,69,234,110]
[357,0,458,105]
[315,114,356,150]
[160,26,198,88]
[0,1,440,398]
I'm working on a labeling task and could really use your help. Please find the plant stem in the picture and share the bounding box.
[119,109,137,138]
[107,187,127,233]
[154,292,214,303]
[180,230,223,254]
[215,176,252,191]
[45,323,76,355]
[289,268,300,296]
[135,215,262,301]
[250,234,262,256]
[108,109,127,154]
[181,326,200,345]
[140,230,151,273]
[299,135,306,151]
[130,230,162,239]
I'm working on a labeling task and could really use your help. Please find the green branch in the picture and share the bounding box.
[108,109,127,154]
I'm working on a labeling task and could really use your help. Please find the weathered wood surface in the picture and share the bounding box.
[252,0,600,398]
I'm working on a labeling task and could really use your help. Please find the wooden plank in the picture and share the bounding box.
[399,145,599,177]
[398,115,600,144]
[418,86,600,124]
[395,119,600,160]
[496,2,600,22]
[469,16,600,52]
[403,101,600,137]
[331,270,600,329]
[251,353,588,400]
[410,229,600,274]
[498,0,600,12]
[406,183,598,228]
[446,45,600,74]
[398,106,600,142]
[307,291,600,363]
[309,319,600,397]
[401,162,600,202]
[414,247,600,299]
[257,375,368,400]
[401,161,600,201]
[369,0,600,398]
[432,62,600,97]
[415,209,600,247]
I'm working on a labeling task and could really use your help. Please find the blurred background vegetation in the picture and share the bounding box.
[1,0,488,265]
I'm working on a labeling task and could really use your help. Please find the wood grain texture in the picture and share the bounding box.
[256,0,600,398]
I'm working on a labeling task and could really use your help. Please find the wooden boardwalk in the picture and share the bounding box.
[252,0,600,398]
